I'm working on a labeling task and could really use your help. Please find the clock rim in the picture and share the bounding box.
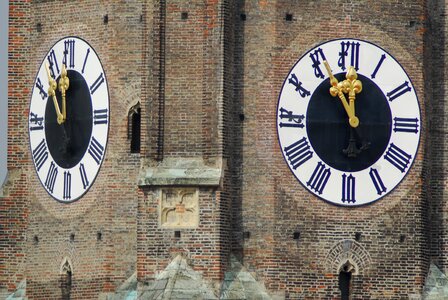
[28,35,110,204]
[276,37,422,207]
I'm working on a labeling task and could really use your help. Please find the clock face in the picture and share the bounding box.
[29,36,109,203]
[277,39,421,206]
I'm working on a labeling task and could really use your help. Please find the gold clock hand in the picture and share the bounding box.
[45,62,64,124]
[341,66,362,125]
[58,64,69,122]
[323,61,359,128]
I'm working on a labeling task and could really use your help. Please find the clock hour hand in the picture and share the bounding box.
[58,64,69,122]
[323,61,359,128]
[45,62,64,125]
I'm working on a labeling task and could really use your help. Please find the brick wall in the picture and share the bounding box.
[137,0,231,285]
[1,0,32,296]
[233,0,428,298]
[426,0,448,274]
[5,1,144,298]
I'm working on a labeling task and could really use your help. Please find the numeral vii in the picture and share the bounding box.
[384,143,412,173]
[283,137,313,169]
[32,139,48,171]
[88,137,105,165]
[307,162,331,195]
[45,162,58,194]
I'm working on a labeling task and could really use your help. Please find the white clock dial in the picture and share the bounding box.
[277,39,421,206]
[29,36,109,203]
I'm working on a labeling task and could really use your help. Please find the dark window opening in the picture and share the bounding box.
[60,261,72,300]
[128,105,141,153]
[339,263,352,300]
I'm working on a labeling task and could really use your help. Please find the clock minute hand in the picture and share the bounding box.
[45,62,64,125]
[323,61,359,128]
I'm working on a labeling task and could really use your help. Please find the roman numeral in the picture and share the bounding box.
[288,74,311,98]
[393,117,419,133]
[283,137,313,169]
[45,161,58,194]
[32,139,48,171]
[29,112,44,131]
[307,161,331,195]
[79,163,90,189]
[90,73,105,95]
[47,50,59,78]
[88,137,105,165]
[309,48,327,79]
[278,107,304,128]
[384,143,412,173]
[63,171,71,200]
[94,109,108,125]
[338,41,360,71]
[371,54,386,79]
[369,168,387,196]
[387,81,411,102]
[82,48,90,74]
[35,77,47,100]
[63,39,75,68]
[341,174,356,203]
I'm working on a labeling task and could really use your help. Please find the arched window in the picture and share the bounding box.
[338,261,354,300]
[128,103,141,153]
[60,259,72,300]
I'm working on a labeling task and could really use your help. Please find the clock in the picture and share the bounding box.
[29,36,109,203]
[277,38,420,206]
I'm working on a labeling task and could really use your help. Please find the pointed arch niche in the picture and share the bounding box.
[60,257,73,300]
[128,102,141,154]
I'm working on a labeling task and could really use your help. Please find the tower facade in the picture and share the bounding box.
[2,0,446,299]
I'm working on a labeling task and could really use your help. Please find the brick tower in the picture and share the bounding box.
[3,0,448,299]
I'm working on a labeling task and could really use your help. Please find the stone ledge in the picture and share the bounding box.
[138,158,222,187]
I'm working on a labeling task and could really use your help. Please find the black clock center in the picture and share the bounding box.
[44,70,93,169]
[306,73,392,172]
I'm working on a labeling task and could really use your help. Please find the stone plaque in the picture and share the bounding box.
[159,188,199,229]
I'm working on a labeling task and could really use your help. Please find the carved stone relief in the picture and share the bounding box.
[159,188,199,229]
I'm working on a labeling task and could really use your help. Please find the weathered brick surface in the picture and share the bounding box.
[5,1,143,298]
[3,0,443,298]
[231,0,428,298]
